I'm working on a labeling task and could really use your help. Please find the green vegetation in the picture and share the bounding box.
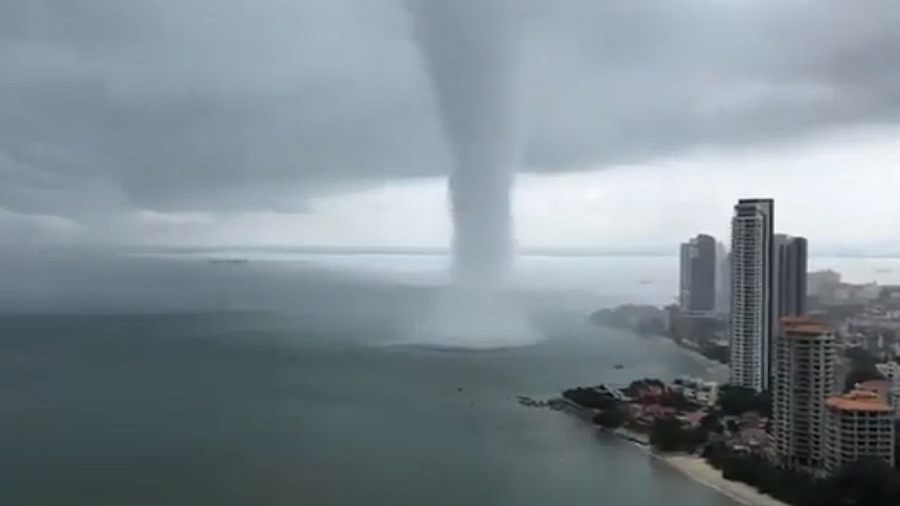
[561,387,618,410]
[697,412,724,434]
[897,422,900,469]
[654,390,698,412]
[592,406,627,428]
[703,452,900,506]
[843,346,886,391]
[717,385,771,417]
[561,386,630,429]
[845,346,879,366]
[648,417,704,453]
[621,378,665,397]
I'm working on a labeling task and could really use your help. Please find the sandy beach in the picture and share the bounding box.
[660,454,788,506]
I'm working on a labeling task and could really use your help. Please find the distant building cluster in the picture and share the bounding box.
[676,197,898,477]
[676,199,809,393]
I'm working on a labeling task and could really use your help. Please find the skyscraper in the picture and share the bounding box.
[715,241,730,316]
[679,234,717,315]
[728,198,774,391]
[679,242,692,311]
[772,317,835,469]
[774,234,808,320]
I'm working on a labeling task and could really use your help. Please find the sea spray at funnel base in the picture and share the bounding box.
[403,0,536,347]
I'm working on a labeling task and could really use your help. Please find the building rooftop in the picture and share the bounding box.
[825,390,894,413]
[780,316,820,324]
[781,316,833,336]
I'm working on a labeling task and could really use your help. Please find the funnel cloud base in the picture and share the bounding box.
[404,284,542,350]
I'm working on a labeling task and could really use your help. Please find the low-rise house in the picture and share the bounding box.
[631,404,677,427]
[672,376,720,407]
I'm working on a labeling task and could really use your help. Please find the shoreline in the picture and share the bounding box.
[659,454,788,506]
[598,432,786,506]
[599,330,782,505]
[650,332,730,383]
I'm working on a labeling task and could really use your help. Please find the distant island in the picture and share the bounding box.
[208,258,250,265]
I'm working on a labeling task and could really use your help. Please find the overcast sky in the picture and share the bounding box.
[2,0,900,252]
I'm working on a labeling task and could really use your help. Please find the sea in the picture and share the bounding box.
[2,251,899,505]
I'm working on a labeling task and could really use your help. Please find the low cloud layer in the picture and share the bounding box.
[2,0,899,230]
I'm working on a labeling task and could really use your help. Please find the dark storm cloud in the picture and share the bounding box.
[1,0,899,220]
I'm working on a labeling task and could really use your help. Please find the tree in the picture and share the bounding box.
[843,366,885,392]
[656,390,698,411]
[895,421,900,470]
[709,452,900,506]
[829,457,900,506]
[562,388,618,410]
[648,417,702,453]
[593,407,627,428]
[844,346,878,367]
[698,412,723,433]
[717,385,770,416]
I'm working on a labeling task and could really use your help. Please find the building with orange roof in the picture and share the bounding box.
[823,389,895,472]
[772,318,836,470]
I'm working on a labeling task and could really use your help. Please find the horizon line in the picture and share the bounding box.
[123,245,900,259]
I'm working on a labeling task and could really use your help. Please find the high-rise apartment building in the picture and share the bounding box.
[772,317,836,469]
[823,389,896,472]
[774,234,808,322]
[715,241,730,316]
[678,234,718,315]
[679,242,692,310]
[729,198,775,391]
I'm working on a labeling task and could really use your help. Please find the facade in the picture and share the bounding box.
[823,389,896,472]
[772,317,836,469]
[773,235,808,321]
[679,234,718,315]
[679,242,692,310]
[715,242,731,316]
[729,198,775,391]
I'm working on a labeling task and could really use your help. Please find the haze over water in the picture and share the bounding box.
[3,252,898,505]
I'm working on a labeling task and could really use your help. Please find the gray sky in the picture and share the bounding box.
[2,0,900,251]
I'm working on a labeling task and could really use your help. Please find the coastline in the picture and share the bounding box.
[650,336,785,505]
[652,333,730,383]
[659,454,788,506]
[601,432,786,506]
[612,329,783,505]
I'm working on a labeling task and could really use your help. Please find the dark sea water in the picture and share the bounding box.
[3,252,895,505]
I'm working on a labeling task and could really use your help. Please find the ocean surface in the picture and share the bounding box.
[2,252,898,505]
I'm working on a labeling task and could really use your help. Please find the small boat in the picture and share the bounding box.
[638,279,652,285]
[614,364,624,369]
